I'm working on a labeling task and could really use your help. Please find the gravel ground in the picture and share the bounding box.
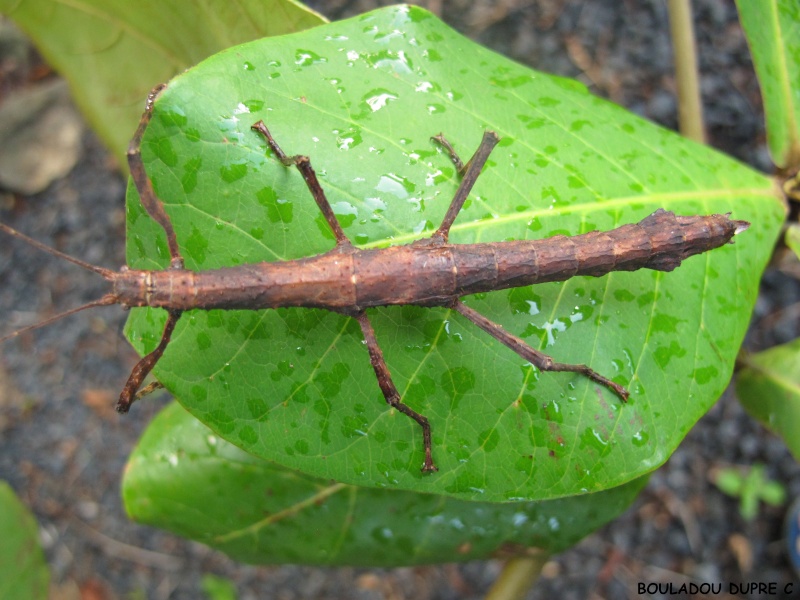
[1,1,798,598]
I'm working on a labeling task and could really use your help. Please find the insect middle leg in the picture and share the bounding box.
[355,311,437,473]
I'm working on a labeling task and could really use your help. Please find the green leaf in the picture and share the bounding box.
[123,402,647,566]
[0,0,326,162]
[0,482,49,600]
[736,0,800,168]
[124,6,783,502]
[737,338,800,460]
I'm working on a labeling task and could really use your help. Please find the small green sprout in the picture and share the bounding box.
[712,464,786,521]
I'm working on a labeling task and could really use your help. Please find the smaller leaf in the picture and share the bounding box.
[0,481,49,600]
[762,481,787,506]
[123,402,647,567]
[714,468,745,496]
[735,0,800,168]
[737,338,800,460]
[740,491,758,521]
[201,574,238,600]
[785,223,800,259]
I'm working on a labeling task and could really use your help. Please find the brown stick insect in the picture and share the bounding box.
[0,85,749,473]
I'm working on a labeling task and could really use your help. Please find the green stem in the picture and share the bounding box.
[668,0,706,142]
[485,553,549,600]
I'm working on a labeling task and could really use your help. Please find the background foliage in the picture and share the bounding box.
[0,0,797,590]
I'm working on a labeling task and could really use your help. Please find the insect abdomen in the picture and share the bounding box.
[450,209,745,295]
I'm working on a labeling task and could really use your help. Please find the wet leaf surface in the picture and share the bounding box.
[125,6,783,501]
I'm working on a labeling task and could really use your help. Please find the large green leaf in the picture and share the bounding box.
[737,339,800,460]
[124,5,783,502]
[0,0,325,162]
[0,482,49,600]
[123,402,647,565]
[736,0,800,169]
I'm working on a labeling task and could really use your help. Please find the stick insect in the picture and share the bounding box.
[0,85,749,473]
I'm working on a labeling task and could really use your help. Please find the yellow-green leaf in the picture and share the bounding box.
[0,0,326,162]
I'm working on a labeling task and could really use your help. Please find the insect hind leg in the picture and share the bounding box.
[251,121,352,248]
[453,300,629,403]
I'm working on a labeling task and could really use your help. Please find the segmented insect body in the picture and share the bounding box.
[113,209,742,313]
[0,86,749,473]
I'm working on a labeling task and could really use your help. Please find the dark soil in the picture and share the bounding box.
[1,1,797,599]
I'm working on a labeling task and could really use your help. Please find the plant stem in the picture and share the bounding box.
[485,553,549,600]
[667,0,705,142]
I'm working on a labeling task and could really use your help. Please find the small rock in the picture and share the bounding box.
[0,79,83,194]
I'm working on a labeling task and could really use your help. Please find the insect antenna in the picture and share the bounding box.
[0,221,115,279]
[0,294,119,343]
[0,221,119,343]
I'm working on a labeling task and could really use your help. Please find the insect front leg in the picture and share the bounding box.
[354,311,438,473]
[116,309,183,413]
[251,121,352,248]
[453,301,630,403]
[430,130,500,243]
[127,84,185,270]
[117,86,190,414]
